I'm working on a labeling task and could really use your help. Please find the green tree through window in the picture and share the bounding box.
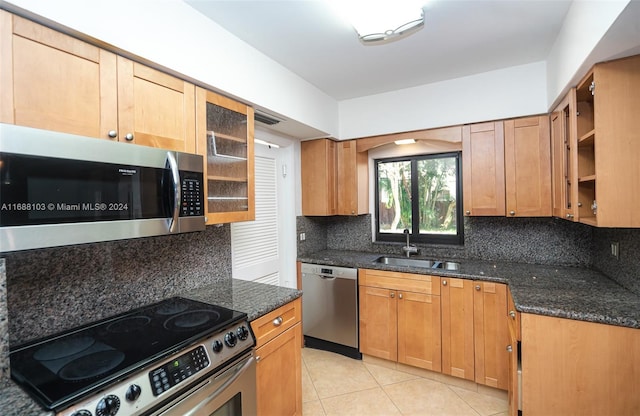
[375,152,463,245]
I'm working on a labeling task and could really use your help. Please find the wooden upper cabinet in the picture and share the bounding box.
[337,140,368,215]
[301,139,337,216]
[575,55,640,227]
[504,115,552,217]
[1,11,117,138]
[195,87,255,224]
[462,121,506,216]
[117,57,196,152]
[1,11,196,152]
[550,89,579,222]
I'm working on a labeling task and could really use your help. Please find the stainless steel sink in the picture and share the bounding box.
[374,256,460,270]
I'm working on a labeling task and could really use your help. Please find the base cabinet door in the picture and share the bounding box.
[521,313,640,415]
[397,291,442,372]
[473,282,509,390]
[255,323,302,416]
[251,299,302,416]
[359,286,398,361]
[441,277,475,381]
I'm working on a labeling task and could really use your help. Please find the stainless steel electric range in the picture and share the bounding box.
[9,297,257,416]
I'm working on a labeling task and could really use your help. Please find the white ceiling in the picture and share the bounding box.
[185,0,573,101]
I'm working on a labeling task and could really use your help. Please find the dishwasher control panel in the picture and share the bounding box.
[300,263,358,279]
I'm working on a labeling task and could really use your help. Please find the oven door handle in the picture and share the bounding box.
[181,355,255,416]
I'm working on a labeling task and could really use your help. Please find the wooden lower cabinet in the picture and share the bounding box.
[441,277,475,381]
[251,298,302,416]
[521,313,640,416]
[473,281,509,390]
[359,269,441,372]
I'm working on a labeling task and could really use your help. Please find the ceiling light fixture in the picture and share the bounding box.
[328,0,426,45]
[394,139,416,145]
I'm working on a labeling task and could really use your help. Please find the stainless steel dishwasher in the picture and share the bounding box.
[301,263,361,359]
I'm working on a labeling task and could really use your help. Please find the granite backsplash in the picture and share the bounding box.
[3,224,233,347]
[297,214,640,295]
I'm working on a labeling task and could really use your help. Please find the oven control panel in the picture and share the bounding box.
[149,345,210,396]
[58,320,255,416]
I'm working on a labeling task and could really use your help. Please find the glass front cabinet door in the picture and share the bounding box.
[196,87,255,224]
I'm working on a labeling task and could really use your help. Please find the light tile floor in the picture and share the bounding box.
[302,348,508,416]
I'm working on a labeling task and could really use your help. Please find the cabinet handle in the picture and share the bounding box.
[398,293,403,299]
[566,213,574,219]
[272,316,283,327]
[475,285,481,291]
[509,310,516,319]
[506,345,513,353]
[509,210,516,216]
[465,210,471,216]
[107,130,117,138]
[442,280,447,286]
[124,133,135,141]
[390,292,395,298]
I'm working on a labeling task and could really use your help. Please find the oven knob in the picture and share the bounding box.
[224,331,237,347]
[96,395,120,416]
[237,326,250,341]
[71,411,92,416]
[125,384,142,401]
[212,339,223,353]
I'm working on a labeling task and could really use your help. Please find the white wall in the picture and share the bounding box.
[4,0,339,138]
[338,61,548,140]
[545,0,630,109]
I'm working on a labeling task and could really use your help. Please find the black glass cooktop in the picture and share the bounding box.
[10,297,246,411]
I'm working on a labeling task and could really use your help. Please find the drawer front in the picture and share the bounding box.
[359,268,440,295]
[251,298,302,348]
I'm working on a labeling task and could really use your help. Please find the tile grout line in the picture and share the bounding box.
[362,360,404,415]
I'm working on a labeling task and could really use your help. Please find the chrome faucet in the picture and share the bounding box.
[402,229,419,258]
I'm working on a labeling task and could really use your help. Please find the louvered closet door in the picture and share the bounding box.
[231,146,279,285]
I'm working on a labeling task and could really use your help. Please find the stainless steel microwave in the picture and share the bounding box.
[0,123,205,252]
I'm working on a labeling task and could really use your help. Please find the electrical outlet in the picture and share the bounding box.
[299,232,306,241]
[611,242,619,260]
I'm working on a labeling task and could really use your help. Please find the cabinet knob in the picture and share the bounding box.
[475,285,481,291]
[509,310,516,319]
[566,213,574,219]
[442,280,447,286]
[509,210,516,216]
[465,210,471,216]
[124,133,135,141]
[107,130,117,138]
[272,316,283,327]
[390,292,395,298]
[398,293,403,299]
[506,345,513,353]
[255,355,261,362]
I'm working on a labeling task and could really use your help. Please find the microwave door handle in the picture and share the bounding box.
[166,152,181,232]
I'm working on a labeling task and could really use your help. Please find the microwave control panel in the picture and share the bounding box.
[181,177,203,217]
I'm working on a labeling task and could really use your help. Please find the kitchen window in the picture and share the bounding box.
[375,152,463,245]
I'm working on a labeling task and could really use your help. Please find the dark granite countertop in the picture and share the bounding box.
[180,278,302,321]
[0,278,301,416]
[298,249,640,329]
[0,379,52,416]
